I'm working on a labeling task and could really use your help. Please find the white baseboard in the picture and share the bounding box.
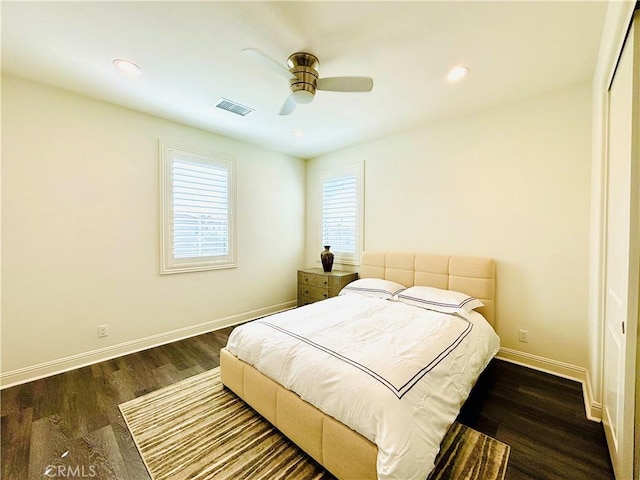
[496,347,602,422]
[582,369,603,422]
[0,300,297,389]
[1,317,604,423]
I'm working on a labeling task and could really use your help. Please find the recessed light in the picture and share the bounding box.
[293,130,305,138]
[445,65,469,83]
[113,58,142,76]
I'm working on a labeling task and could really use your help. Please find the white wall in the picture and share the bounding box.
[306,83,593,370]
[1,75,305,383]
[0,72,596,392]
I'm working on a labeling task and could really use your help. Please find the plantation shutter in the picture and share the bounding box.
[172,159,229,259]
[322,175,358,255]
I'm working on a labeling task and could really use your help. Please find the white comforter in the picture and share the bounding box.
[225,294,500,480]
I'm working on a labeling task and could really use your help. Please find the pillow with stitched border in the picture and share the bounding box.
[339,278,406,300]
[395,285,483,314]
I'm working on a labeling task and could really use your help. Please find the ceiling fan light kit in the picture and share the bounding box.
[292,89,315,104]
[288,52,320,102]
[243,48,374,116]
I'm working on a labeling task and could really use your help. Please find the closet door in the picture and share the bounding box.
[602,11,639,480]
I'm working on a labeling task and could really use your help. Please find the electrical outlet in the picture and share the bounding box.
[98,325,109,338]
[519,329,529,343]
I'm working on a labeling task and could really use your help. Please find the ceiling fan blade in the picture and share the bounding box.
[316,76,374,92]
[279,95,297,116]
[242,48,296,80]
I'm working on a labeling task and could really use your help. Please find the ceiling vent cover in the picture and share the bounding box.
[215,98,254,116]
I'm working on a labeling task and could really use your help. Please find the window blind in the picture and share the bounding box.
[172,159,229,259]
[322,175,357,254]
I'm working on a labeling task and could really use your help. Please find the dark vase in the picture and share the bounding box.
[320,246,334,272]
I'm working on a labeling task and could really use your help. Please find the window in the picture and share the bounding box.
[160,140,236,274]
[321,164,363,265]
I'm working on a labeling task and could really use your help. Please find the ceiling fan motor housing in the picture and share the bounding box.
[287,52,319,103]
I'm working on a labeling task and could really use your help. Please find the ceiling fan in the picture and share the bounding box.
[243,48,374,116]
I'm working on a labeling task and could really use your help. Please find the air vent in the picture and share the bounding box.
[215,98,254,116]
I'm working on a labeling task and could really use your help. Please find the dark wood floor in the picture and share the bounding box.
[1,327,613,480]
[457,360,614,480]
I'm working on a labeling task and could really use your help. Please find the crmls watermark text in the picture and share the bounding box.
[44,465,97,478]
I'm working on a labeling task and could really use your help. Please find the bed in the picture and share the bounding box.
[220,252,498,479]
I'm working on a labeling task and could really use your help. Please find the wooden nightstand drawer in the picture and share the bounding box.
[298,284,330,302]
[297,268,358,307]
[298,271,331,289]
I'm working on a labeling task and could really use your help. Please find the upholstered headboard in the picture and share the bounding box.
[360,252,496,326]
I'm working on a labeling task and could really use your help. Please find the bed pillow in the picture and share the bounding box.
[395,285,483,315]
[339,278,406,300]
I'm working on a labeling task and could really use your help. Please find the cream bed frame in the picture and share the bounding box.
[220,252,496,479]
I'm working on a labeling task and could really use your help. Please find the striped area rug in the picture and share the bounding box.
[119,368,509,480]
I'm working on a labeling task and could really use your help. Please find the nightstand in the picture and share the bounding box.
[297,268,358,307]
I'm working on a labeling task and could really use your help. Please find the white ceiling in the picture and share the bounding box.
[2,1,608,158]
